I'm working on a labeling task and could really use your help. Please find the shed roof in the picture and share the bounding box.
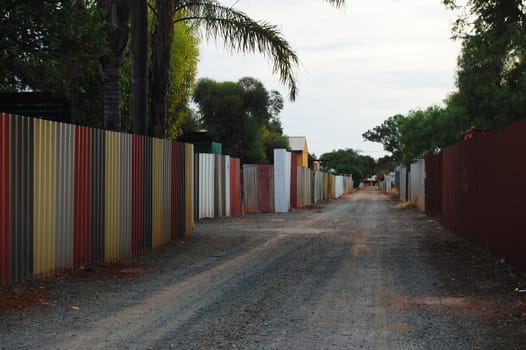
[288,136,306,152]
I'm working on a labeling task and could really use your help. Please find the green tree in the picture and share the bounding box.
[193,77,288,164]
[362,114,404,162]
[319,149,368,186]
[146,0,347,137]
[444,0,526,128]
[0,0,106,125]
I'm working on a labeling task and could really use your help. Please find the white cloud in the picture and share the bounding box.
[196,0,462,159]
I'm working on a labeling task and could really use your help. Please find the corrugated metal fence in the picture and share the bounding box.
[439,119,526,270]
[0,113,194,284]
[194,153,241,219]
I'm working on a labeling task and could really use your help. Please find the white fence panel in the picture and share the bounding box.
[410,159,426,212]
[198,153,215,219]
[273,149,291,212]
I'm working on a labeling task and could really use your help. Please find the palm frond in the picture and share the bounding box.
[175,0,300,100]
[324,0,346,8]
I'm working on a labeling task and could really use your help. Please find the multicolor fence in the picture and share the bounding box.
[0,113,194,284]
[194,153,241,219]
[242,149,353,213]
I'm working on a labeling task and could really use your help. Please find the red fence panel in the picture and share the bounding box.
[441,118,526,270]
[424,153,442,218]
[258,165,274,213]
[230,158,241,217]
[290,153,299,209]
[73,126,91,267]
[1,114,11,283]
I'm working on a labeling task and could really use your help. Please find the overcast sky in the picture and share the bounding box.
[196,0,462,159]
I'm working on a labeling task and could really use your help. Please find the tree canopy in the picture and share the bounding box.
[193,77,289,164]
[364,0,526,168]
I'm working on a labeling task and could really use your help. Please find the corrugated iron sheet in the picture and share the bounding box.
[162,140,172,245]
[132,135,144,256]
[11,115,34,281]
[152,138,163,250]
[0,113,196,284]
[74,126,91,267]
[290,153,299,209]
[273,149,291,213]
[441,118,526,270]
[184,144,194,236]
[54,122,74,272]
[198,153,215,219]
[257,165,274,213]
[224,156,231,217]
[119,133,132,257]
[243,165,259,214]
[410,159,426,212]
[105,131,120,262]
[424,154,442,218]
[1,114,11,283]
[229,158,241,217]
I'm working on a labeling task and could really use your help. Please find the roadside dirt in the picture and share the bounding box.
[1,188,525,349]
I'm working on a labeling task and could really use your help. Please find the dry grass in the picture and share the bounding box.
[394,201,414,209]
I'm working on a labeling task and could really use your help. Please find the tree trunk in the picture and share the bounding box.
[98,0,129,131]
[149,0,174,138]
[130,0,148,135]
[102,55,122,131]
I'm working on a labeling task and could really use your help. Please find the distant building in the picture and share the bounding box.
[288,136,309,168]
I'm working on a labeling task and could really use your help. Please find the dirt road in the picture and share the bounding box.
[1,188,525,349]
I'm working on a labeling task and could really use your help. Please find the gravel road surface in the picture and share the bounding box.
[1,188,525,349]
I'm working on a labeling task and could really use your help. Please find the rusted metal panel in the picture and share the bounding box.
[119,133,132,257]
[441,118,526,271]
[162,140,172,245]
[424,154,442,218]
[74,126,91,267]
[297,167,313,207]
[258,165,274,213]
[273,149,291,213]
[1,114,11,283]
[54,122,74,272]
[33,118,56,276]
[131,135,144,256]
[152,138,163,250]
[11,115,34,281]
[184,144,194,236]
[229,157,241,217]
[90,128,105,262]
[243,165,259,213]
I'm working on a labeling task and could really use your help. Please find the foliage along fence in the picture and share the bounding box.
[0,113,194,284]
[194,153,241,219]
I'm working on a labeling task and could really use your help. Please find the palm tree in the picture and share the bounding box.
[98,0,129,131]
[147,0,346,138]
[130,0,149,136]
[117,0,347,136]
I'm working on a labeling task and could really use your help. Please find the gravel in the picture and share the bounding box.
[1,188,525,349]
